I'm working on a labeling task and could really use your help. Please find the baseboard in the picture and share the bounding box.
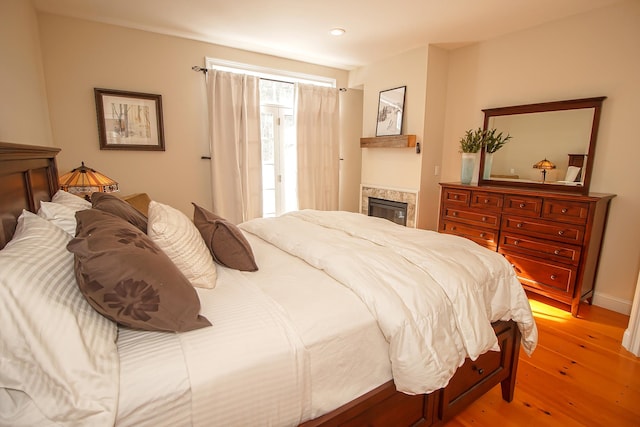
[592,292,633,315]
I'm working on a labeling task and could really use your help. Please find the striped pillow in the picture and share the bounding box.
[147,201,217,289]
[37,201,79,236]
[0,211,119,427]
[51,189,92,211]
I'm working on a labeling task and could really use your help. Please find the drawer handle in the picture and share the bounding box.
[554,249,561,255]
[484,199,490,204]
[479,232,486,238]
[514,240,520,245]
[561,208,568,214]
[472,365,484,376]
[453,195,459,200]
[550,274,557,280]
[558,230,565,236]
[481,216,487,222]
[516,223,524,228]
[451,226,457,231]
[452,211,458,217]
[519,203,526,208]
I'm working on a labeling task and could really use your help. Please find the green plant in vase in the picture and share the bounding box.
[482,129,512,180]
[459,128,485,154]
[458,128,484,184]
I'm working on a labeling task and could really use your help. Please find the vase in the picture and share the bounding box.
[460,152,475,184]
[483,152,494,180]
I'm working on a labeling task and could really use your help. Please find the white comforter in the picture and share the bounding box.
[240,210,538,394]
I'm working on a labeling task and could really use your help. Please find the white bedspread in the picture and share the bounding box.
[116,210,537,425]
[115,234,392,426]
[240,210,538,394]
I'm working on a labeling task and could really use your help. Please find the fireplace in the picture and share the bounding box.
[361,185,418,228]
[368,197,408,226]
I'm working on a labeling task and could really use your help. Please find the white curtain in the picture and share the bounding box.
[206,70,262,224]
[296,83,339,211]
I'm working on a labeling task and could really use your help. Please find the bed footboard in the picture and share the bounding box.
[301,320,521,427]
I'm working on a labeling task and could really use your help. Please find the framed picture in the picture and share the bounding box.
[376,86,406,137]
[95,88,165,151]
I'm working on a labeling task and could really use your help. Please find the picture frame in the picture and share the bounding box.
[94,88,165,151]
[375,86,406,137]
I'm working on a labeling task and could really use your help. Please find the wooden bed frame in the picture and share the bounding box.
[0,141,522,426]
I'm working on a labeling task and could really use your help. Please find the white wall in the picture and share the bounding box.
[441,0,640,312]
[37,13,351,216]
[0,0,52,146]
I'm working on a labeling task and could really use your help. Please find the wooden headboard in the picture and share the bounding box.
[0,141,61,249]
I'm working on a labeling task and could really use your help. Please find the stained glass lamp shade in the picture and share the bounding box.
[533,158,556,183]
[59,162,119,199]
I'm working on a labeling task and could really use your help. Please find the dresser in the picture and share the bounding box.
[438,183,615,316]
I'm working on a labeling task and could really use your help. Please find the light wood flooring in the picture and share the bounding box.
[446,297,640,427]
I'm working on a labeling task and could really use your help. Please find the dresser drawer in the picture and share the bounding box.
[500,233,581,265]
[502,252,577,295]
[440,220,498,250]
[443,188,470,206]
[502,215,585,245]
[443,207,500,228]
[503,195,542,217]
[542,199,590,225]
[470,191,503,211]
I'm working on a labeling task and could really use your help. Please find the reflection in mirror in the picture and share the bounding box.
[488,109,594,184]
[480,97,605,195]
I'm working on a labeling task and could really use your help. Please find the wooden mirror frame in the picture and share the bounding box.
[479,97,606,195]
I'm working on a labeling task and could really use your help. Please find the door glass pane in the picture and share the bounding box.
[263,189,276,217]
[260,80,294,107]
[282,112,297,213]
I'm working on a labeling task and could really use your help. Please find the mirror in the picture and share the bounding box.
[479,97,605,195]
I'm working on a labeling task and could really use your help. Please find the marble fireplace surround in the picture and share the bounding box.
[360,185,418,228]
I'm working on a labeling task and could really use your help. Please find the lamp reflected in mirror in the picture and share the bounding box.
[533,158,556,183]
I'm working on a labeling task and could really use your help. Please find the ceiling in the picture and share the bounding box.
[32,0,624,70]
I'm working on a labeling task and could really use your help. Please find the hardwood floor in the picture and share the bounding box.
[446,297,640,427]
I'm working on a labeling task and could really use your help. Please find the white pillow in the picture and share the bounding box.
[147,201,217,289]
[37,201,78,236]
[0,211,119,427]
[564,166,581,182]
[51,189,92,211]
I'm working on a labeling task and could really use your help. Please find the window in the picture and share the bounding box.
[205,58,336,217]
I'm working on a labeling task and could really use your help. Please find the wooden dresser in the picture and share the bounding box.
[438,183,615,316]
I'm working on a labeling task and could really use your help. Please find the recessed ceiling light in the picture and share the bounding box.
[329,28,346,36]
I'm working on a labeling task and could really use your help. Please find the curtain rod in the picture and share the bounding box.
[191,65,346,91]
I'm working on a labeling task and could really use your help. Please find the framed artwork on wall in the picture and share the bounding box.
[375,86,406,137]
[95,88,165,151]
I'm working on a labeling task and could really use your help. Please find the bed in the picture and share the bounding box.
[0,141,537,427]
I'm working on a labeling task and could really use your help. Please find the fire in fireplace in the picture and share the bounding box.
[368,197,408,226]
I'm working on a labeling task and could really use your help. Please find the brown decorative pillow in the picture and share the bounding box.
[91,192,148,233]
[192,203,258,272]
[67,209,211,332]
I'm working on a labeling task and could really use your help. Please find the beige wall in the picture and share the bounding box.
[36,13,351,215]
[441,0,640,312]
[419,45,449,230]
[353,47,428,195]
[0,0,52,146]
[339,88,363,212]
